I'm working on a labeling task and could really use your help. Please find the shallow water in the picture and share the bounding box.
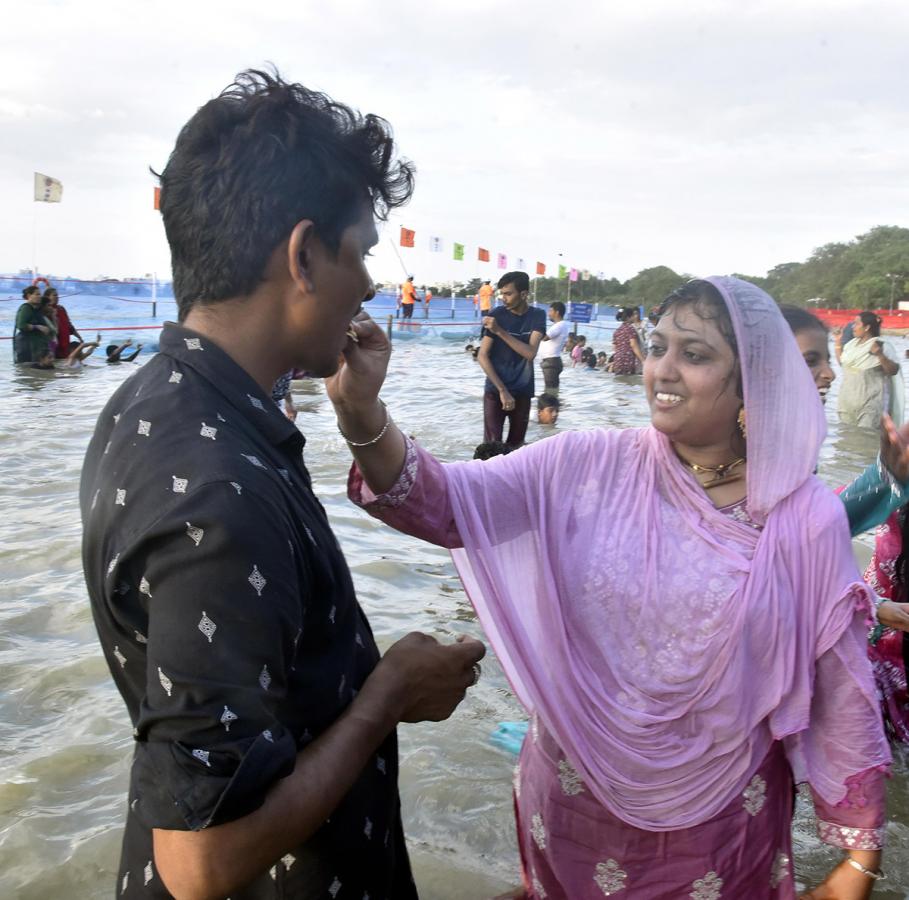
[0,323,907,898]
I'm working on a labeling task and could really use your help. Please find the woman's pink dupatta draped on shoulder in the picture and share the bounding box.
[435,277,890,830]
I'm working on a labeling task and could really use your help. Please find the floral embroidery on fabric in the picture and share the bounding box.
[242,453,266,469]
[220,705,237,732]
[259,665,271,691]
[370,436,419,509]
[186,522,204,546]
[248,393,266,411]
[137,419,151,436]
[282,853,296,870]
[742,774,766,816]
[769,851,790,889]
[144,861,154,885]
[248,565,267,596]
[531,869,547,898]
[690,871,723,900]
[139,576,152,597]
[192,748,210,767]
[158,667,173,697]
[530,812,546,850]
[200,423,217,440]
[115,488,127,506]
[558,758,585,796]
[328,876,342,897]
[113,645,127,668]
[172,476,188,493]
[183,338,203,350]
[198,611,216,642]
[594,859,627,895]
[816,819,885,850]
[168,371,183,384]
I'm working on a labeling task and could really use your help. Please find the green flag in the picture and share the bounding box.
[453,242,465,261]
[558,264,568,279]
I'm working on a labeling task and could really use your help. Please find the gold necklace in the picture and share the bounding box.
[676,453,746,489]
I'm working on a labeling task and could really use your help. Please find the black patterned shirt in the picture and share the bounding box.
[80,322,416,899]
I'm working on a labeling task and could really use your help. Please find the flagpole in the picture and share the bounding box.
[32,203,38,278]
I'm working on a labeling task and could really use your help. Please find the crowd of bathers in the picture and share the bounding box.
[13,283,143,370]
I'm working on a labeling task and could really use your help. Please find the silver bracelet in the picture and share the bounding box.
[338,401,390,448]
[845,857,885,880]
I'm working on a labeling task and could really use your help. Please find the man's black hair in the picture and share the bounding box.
[498,271,529,292]
[779,305,828,335]
[549,301,566,317]
[154,68,415,320]
[537,393,560,410]
[473,440,514,460]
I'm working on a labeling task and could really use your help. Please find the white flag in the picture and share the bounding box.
[429,236,443,252]
[34,172,63,203]
[516,257,526,270]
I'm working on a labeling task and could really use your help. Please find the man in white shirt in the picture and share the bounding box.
[539,301,569,396]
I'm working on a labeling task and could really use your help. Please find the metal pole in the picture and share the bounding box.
[151,271,158,318]
[889,274,896,313]
[386,314,393,343]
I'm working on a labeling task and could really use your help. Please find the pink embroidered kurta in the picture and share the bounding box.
[350,436,887,898]
[864,511,909,744]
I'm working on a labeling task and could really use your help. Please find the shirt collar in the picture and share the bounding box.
[158,321,304,451]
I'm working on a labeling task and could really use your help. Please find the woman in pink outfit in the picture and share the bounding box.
[329,277,890,899]
[864,509,909,744]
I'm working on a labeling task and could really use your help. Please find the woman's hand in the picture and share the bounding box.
[869,340,884,357]
[797,859,876,900]
[324,311,392,413]
[878,600,909,632]
[879,413,909,484]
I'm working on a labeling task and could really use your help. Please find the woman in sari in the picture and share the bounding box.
[330,278,889,898]
[836,311,903,428]
[611,307,644,375]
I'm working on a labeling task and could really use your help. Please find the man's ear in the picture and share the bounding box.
[288,219,317,295]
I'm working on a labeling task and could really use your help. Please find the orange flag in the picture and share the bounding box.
[400,227,415,248]
[154,186,161,210]
[536,261,546,276]
[478,247,490,262]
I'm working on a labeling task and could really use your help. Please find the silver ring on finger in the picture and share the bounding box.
[470,663,482,686]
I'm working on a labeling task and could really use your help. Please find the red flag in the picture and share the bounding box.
[154,186,161,210]
[535,261,546,276]
[400,227,415,248]
[478,247,490,262]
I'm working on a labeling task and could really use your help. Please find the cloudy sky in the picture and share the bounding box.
[2,0,907,286]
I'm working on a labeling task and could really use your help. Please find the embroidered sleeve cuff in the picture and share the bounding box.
[816,820,885,851]
[349,436,419,510]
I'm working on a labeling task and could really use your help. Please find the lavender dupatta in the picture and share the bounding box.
[443,277,890,830]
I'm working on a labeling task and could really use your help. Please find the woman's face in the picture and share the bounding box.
[794,328,835,401]
[645,305,741,449]
[853,315,868,338]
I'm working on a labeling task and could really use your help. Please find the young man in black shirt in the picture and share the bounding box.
[477,271,547,447]
[80,69,484,900]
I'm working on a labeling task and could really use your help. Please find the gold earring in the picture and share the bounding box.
[737,407,746,439]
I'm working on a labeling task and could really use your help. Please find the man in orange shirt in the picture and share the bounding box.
[477,280,494,314]
[401,276,416,319]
